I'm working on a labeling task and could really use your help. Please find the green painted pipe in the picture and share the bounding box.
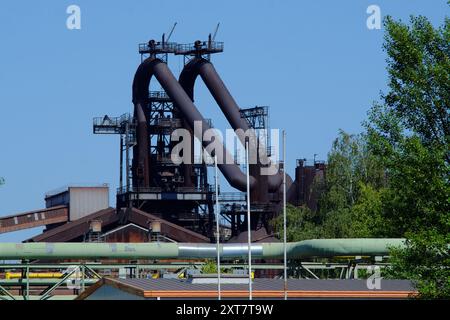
[0,239,405,260]
[0,279,98,286]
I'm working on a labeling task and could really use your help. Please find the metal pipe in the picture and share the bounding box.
[0,239,406,260]
[179,57,283,192]
[132,56,255,191]
[132,58,163,188]
[150,60,256,191]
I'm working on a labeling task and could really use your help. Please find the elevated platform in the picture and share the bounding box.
[117,186,214,202]
[175,41,224,56]
[138,41,177,55]
[93,113,136,135]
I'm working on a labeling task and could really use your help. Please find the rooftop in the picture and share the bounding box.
[77,278,416,300]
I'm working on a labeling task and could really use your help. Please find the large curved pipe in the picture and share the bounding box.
[180,57,283,192]
[0,239,406,260]
[134,57,256,191]
[132,58,164,187]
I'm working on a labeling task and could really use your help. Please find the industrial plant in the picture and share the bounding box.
[0,32,414,300]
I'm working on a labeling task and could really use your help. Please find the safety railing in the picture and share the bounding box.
[149,91,171,100]
[175,41,224,55]
[139,41,178,54]
[117,185,214,195]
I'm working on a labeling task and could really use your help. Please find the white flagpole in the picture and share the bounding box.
[283,130,288,300]
[214,155,221,300]
[246,140,252,300]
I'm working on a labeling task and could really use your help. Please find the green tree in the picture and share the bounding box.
[366,14,450,298]
[386,230,450,299]
[200,260,230,274]
[201,260,219,274]
[320,130,385,213]
[0,177,4,186]
[271,204,323,242]
[272,130,386,240]
[317,130,386,238]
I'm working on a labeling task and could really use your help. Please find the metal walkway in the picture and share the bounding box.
[0,206,68,234]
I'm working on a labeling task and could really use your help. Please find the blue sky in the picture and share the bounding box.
[0,0,448,242]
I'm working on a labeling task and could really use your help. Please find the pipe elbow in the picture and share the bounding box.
[267,174,283,192]
[227,173,256,192]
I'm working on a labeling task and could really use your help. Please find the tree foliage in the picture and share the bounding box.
[271,204,322,242]
[272,13,449,298]
[272,130,386,240]
[200,260,230,274]
[365,14,450,298]
[384,230,450,299]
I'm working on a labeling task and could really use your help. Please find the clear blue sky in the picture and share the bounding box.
[0,1,448,242]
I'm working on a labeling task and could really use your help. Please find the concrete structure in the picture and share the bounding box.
[45,185,109,221]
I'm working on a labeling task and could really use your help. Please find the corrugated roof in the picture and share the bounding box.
[45,184,109,198]
[128,208,209,243]
[26,207,117,242]
[26,207,209,243]
[77,277,416,300]
[113,278,415,292]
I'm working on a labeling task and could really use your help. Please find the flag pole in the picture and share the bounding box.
[214,155,221,300]
[246,139,252,300]
[283,130,288,300]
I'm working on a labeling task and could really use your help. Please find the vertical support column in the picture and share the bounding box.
[125,121,131,208]
[25,266,29,300]
[81,264,85,292]
[120,135,124,190]
[282,130,287,300]
[231,214,236,237]
[214,155,221,300]
[246,140,252,300]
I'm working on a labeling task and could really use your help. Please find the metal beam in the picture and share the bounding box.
[0,279,98,286]
[300,264,319,279]
[0,284,15,300]
[39,267,78,300]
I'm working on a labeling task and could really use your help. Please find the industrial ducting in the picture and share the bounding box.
[0,239,406,260]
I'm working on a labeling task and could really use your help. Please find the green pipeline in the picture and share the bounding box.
[0,239,406,260]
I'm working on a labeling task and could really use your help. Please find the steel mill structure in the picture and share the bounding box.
[0,34,326,243]
[92,34,324,242]
[0,33,416,301]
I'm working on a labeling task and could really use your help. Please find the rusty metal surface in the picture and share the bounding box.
[295,160,326,210]
[180,57,283,192]
[26,207,209,244]
[132,57,255,192]
[0,206,68,234]
[128,208,209,243]
[26,207,117,242]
